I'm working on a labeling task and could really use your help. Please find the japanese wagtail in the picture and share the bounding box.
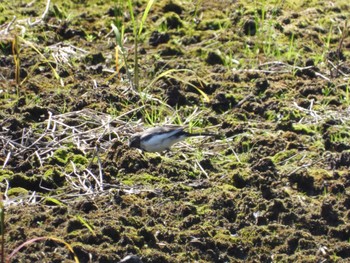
[129,126,219,152]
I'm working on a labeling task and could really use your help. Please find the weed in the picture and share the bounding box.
[341,81,350,106]
[85,33,96,42]
[112,0,155,90]
[142,99,169,126]
[12,35,20,87]
[322,85,333,97]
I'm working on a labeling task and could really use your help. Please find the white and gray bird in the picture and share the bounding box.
[129,126,218,152]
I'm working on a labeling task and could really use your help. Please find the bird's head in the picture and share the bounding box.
[129,135,141,149]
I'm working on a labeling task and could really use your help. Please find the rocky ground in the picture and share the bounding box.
[1,0,350,262]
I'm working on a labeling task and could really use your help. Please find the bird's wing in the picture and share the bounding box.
[140,126,184,138]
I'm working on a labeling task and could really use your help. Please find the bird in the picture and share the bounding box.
[129,125,219,152]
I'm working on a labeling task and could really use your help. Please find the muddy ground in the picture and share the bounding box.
[1,0,350,262]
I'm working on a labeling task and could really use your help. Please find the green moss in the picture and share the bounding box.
[0,169,14,181]
[43,167,57,178]
[308,168,332,180]
[292,123,318,135]
[122,173,170,186]
[217,183,237,192]
[238,226,268,244]
[198,19,231,31]
[265,110,278,121]
[4,173,40,189]
[1,0,349,261]
[51,148,70,165]
[279,107,303,121]
[72,154,89,166]
[119,217,143,229]
[272,149,298,163]
[186,171,199,179]
[174,183,193,192]
[50,148,88,168]
[142,248,170,261]
[41,167,65,187]
[7,187,29,196]
[327,127,350,143]
[213,229,239,243]
[197,204,212,215]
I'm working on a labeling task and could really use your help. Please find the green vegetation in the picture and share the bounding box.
[0,0,349,262]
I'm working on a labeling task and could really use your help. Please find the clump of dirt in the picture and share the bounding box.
[1,0,350,262]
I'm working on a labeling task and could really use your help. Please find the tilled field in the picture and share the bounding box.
[1,0,350,262]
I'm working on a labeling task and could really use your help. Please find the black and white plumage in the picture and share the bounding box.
[129,126,218,152]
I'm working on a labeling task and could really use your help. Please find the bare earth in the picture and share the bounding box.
[1,0,350,262]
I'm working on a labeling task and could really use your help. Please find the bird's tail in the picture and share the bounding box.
[186,132,221,139]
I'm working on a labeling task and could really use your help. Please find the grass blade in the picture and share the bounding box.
[76,215,95,236]
[111,23,123,48]
[146,69,210,102]
[139,0,155,36]
[127,0,136,36]
[44,197,66,206]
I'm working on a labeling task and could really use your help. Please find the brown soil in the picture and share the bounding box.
[1,0,350,262]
